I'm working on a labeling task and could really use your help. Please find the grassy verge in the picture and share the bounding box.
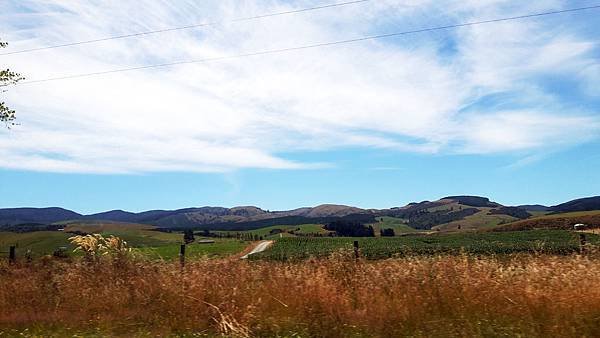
[3,254,600,336]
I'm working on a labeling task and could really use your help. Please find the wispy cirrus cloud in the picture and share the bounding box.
[0,0,598,173]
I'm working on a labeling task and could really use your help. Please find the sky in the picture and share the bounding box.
[0,0,599,214]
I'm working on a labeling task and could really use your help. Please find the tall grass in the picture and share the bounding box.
[1,252,600,337]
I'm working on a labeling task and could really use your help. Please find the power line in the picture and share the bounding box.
[0,0,371,56]
[10,4,600,87]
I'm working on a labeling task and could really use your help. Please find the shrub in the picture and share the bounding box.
[69,234,131,262]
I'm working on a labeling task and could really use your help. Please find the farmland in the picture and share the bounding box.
[3,216,600,261]
[136,239,247,259]
[252,230,599,260]
[215,223,330,239]
[0,222,249,260]
[0,231,73,255]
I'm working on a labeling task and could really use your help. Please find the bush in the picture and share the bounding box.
[380,228,395,237]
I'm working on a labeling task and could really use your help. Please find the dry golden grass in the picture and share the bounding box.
[2,252,600,337]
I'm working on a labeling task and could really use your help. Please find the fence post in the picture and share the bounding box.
[179,244,186,269]
[9,246,16,264]
[579,233,587,254]
[353,241,359,260]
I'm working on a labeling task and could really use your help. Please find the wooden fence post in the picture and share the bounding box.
[353,241,359,260]
[579,233,587,254]
[9,246,16,264]
[179,244,186,269]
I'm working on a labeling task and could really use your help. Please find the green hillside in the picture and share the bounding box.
[216,223,331,239]
[0,221,248,259]
[371,216,420,234]
[498,210,600,231]
[0,231,73,256]
[434,208,517,231]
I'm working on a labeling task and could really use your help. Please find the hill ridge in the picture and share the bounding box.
[2,195,599,230]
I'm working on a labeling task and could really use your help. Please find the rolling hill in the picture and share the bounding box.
[0,207,82,226]
[497,210,600,231]
[2,195,599,232]
[517,204,551,212]
[551,196,600,213]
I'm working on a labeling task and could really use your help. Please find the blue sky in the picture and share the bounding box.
[1,0,599,213]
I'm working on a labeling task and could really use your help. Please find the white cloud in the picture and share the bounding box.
[0,0,598,173]
[457,111,599,153]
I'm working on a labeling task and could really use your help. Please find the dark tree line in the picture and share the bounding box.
[324,220,375,237]
[489,207,531,219]
[0,223,62,233]
[158,214,376,232]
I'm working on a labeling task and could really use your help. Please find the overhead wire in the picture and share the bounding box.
[0,0,372,56]
[7,4,600,86]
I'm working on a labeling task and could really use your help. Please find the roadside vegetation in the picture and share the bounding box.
[2,251,600,336]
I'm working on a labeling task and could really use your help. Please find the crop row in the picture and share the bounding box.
[252,230,599,260]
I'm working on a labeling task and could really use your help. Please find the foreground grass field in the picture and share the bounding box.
[253,230,600,260]
[2,253,600,337]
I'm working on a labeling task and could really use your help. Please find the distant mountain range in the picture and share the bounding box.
[1,195,599,231]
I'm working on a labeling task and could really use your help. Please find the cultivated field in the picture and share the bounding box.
[253,230,599,260]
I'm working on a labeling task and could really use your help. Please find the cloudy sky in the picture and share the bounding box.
[1,0,599,213]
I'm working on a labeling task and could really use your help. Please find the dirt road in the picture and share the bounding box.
[240,240,273,259]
